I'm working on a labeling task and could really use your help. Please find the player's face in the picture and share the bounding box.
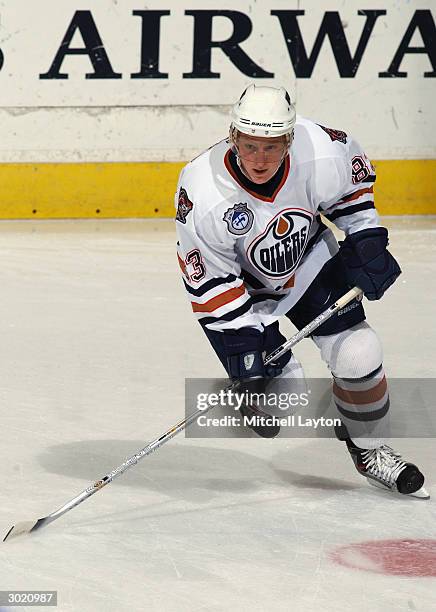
[235,133,288,184]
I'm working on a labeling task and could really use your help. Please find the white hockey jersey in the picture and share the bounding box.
[175,116,378,332]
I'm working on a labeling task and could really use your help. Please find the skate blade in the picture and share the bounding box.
[407,485,430,499]
[367,478,430,499]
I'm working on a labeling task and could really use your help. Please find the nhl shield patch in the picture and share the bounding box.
[223,203,254,236]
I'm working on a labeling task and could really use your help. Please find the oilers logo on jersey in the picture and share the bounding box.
[223,203,254,235]
[247,210,312,278]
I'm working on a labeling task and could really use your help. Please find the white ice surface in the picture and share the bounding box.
[0,218,435,612]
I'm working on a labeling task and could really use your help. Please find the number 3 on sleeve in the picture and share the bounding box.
[185,249,206,283]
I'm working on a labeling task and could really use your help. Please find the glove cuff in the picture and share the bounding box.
[341,227,388,267]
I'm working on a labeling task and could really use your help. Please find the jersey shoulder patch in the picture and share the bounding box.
[317,124,348,144]
[176,187,194,224]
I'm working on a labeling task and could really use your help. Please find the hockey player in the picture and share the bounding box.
[175,84,428,499]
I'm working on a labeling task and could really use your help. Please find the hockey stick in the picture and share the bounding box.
[3,286,362,542]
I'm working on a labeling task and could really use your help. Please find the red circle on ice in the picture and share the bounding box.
[330,539,436,577]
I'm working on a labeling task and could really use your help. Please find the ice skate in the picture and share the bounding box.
[347,442,429,499]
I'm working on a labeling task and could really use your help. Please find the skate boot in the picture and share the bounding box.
[348,442,429,499]
[335,424,429,498]
[239,402,280,438]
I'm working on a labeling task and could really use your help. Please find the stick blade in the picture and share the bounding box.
[3,519,42,542]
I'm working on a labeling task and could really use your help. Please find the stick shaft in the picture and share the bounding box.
[46,405,215,524]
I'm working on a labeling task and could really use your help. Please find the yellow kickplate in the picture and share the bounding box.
[0,159,434,218]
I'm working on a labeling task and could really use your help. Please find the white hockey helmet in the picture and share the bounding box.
[230,84,296,138]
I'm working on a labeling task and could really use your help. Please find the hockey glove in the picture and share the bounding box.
[339,227,401,301]
[222,327,288,438]
[222,326,288,385]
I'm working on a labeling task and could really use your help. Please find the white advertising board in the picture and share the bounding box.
[0,1,434,160]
